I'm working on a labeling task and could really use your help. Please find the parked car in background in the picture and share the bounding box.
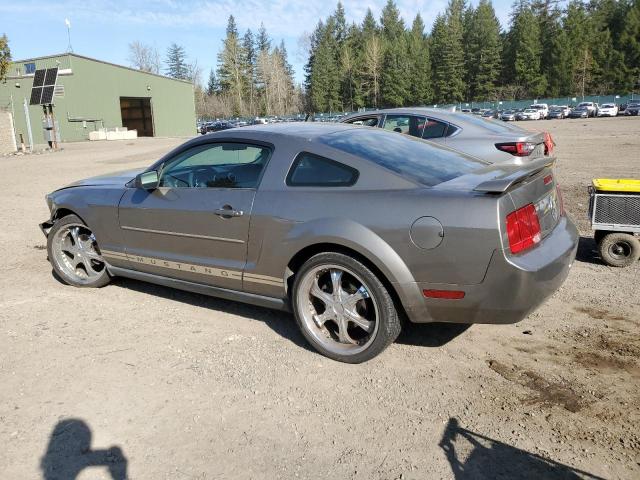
[482,110,497,118]
[569,106,590,118]
[201,121,234,134]
[500,110,517,121]
[40,123,577,363]
[548,106,571,119]
[529,103,549,119]
[597,103,619,117]
[625,101,640,116]
[519,108,542,120]
[575,101,599,117]
[341,108,554,163]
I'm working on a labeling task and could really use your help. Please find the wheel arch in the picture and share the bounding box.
[285,242,411,321]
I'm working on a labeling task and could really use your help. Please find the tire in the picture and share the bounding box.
[598,232,640,267]
[292,252,401,363]
[47,214,111,287]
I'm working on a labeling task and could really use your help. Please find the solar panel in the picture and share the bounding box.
[41,86,55,104]
[29,67,59,105]
[32,69,46,87]
[44,67,58,86]
[30,87,43,105]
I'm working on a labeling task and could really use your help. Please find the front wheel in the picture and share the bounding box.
[292,252,401,363]
[47,214,111,287]
[598,232,640,267]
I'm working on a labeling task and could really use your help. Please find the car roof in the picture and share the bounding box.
[341,107,529,135]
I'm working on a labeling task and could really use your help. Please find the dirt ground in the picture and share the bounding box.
[0,117,638,479]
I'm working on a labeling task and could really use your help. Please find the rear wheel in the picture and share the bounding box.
[598,232,640,267]
[292,252,401,363]
[47,214,111,287]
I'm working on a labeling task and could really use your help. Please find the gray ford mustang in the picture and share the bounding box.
[40,123,578,363]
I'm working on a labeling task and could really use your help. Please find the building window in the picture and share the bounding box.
[24,63,36,74]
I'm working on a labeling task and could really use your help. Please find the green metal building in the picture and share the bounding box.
[0,53,196,146]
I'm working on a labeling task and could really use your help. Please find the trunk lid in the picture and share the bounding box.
[436,157,562,246]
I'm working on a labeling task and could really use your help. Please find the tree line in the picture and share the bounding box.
[305,0,640,112]
[129,18,301,119]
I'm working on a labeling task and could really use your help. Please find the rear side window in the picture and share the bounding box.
[422,118,448,139]
[287,152,359,187]
[382,114,427,138]
[319,129,485,187]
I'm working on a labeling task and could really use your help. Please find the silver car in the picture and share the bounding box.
[341,108,554,163]
[40,124,578,363]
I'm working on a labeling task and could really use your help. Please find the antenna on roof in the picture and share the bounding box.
[65,18,73,53]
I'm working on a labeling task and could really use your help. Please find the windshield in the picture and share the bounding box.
[602,104,615,108]
[319,129,486,187]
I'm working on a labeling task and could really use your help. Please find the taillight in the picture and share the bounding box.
[506,204,541,254]
[543,132,555,155]
[495,142,536,157]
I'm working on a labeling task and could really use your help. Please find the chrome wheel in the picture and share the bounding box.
[296,264,379,355]
[51,223,106,284]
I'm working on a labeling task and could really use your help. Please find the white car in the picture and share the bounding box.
[521,108,542,120]
[597,103,618,117]
[529,103,549,119]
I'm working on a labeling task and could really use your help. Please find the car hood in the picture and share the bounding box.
[61,168,144,190]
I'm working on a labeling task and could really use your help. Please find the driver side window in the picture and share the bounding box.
[158,143,271,189]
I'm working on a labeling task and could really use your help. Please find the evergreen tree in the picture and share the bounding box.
[165,43,189,80]
[257,22,271,53]
[407,14,432,105]
[206,69,218,96]
[465,0,502,100]
[431,0,466,103]
[380,0,410,107]
[510,6,547,97]
[217,15,246,115]
[242,29,257,115]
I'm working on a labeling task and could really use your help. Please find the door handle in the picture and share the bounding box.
[214,206,244,218]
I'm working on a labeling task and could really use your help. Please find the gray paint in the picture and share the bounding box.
[42,123,578,325]
[340,108,548,164]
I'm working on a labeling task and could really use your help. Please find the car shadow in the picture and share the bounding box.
[440,418,605,480]
[41,418,127,480]
[110,277,314,352]
[575,235,602,265]
[397,321,471,347]
[49,271,472,354]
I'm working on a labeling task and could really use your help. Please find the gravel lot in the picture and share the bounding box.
[1,117,639,479]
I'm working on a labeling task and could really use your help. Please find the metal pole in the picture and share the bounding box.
[48,104,59,149]
[23,98,33,152]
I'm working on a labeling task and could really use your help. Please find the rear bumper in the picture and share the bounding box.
[400,216,578,324]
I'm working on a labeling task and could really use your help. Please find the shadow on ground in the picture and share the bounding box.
[41,419,127,480]
[575,236,602,265]
[106,276,468,352]
[440,418,605,480]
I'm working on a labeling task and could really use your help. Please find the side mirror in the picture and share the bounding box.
[135,170,159,190]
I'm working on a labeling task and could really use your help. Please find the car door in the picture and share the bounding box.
[118,141,271,290]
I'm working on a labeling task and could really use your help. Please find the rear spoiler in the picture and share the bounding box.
[474,157,556,193]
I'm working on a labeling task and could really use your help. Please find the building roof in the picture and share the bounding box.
[10,52,193,84]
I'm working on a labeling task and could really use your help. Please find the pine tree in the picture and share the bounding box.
[510,6,547,97]
[257,22,271,53]
[407,14,432,105]
[242,29,257,115]
[206,69,218,96]
[465,0,502,100]
[431,0,466,103]
[380,0,410,107]
[165,43,189,80]
[217,15,246,115]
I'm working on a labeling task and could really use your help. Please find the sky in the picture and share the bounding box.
[1,0,514,85]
